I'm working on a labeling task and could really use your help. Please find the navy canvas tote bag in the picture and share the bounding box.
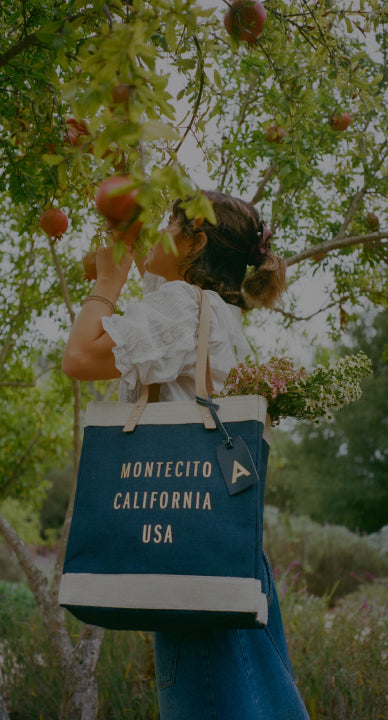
[59,290,271,631]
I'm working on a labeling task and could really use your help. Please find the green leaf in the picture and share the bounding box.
[160,230,178,255]
[141,120,179,141]
[112,240,126,264]
[41,154,65,166]
[93,0,106,11]
[213,69,222,89]
[182,193,217,225]
[35,20,63,41]
[165,17,177,52]
[190,5,216,18]
[57,163,68,189]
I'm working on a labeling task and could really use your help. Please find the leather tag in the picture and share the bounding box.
[217,436,260,495]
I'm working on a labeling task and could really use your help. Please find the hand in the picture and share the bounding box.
[104,219,147,277]
[94,245,133,290]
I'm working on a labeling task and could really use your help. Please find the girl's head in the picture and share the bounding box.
[170,190,286,310]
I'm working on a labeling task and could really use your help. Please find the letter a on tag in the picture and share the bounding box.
[217,436,260,495]
[231,460,251,484]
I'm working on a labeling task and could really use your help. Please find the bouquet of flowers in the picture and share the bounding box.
[218,352,372,424]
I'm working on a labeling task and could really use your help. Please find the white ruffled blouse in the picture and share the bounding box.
[102,272,252,403]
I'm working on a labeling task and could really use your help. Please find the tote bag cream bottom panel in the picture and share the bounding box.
[59,573,268,625]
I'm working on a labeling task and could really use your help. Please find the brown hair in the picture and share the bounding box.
[172,190,286,310]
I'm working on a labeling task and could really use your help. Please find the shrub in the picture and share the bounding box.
[264,506,388,602]
[0,581,36,632]
[281,579,388,720]
[365,525,388,559]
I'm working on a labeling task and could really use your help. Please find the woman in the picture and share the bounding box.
[62,190,310,720]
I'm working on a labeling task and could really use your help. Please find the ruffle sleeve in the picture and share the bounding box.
[102,281,199,389]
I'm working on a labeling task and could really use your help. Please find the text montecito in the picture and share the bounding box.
[120,460,213,480]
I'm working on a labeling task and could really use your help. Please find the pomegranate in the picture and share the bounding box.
[330,113,352,132]
[82,250,97,281]
[95,176,139,223]
[224,1,267,44]
[366,212,379,230]
[112,84,130,105]
[39,208,69,237]
[265,125,286,143]
[65,117,90,147]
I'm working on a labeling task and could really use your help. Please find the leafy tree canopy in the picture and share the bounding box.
[0,0,387,505]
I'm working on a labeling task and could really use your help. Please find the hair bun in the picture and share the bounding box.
[247,222,272,266]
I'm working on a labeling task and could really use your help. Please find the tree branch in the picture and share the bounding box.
[0,11,93,68]
[301,0,332,51]
[250,163,277,204]
[273,296,350,322]
[48,238,75,323]
[265,11,318,51]
[103,3,114,29]
[0,33,38,68]
[270,180,286,235]
[0,693,11,720]
[52,378,81,594]
[333,184,368,242]
[0,512,73,673]
[0,514,50,614]
[286,230,388,267]
[170,36,205,160]
[219,75,256,190]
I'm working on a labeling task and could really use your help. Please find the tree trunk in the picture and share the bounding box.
[0,693,10,720]
[59,626,104,720]
[0,243,105,720]
[0,514,104,720]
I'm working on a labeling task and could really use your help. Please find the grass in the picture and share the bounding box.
[97,630,158,720]
[0,582,62,720]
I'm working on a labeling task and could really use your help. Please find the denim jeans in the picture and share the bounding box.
[154,562,310,720]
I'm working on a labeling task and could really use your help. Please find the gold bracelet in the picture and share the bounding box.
[83,295,115,312]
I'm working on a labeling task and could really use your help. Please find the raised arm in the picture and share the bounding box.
[62,246,133,380]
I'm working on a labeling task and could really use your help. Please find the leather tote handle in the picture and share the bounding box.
[123,286,216,432]
[193,287,216,429]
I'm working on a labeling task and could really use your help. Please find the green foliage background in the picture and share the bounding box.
[266,309,388,532]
